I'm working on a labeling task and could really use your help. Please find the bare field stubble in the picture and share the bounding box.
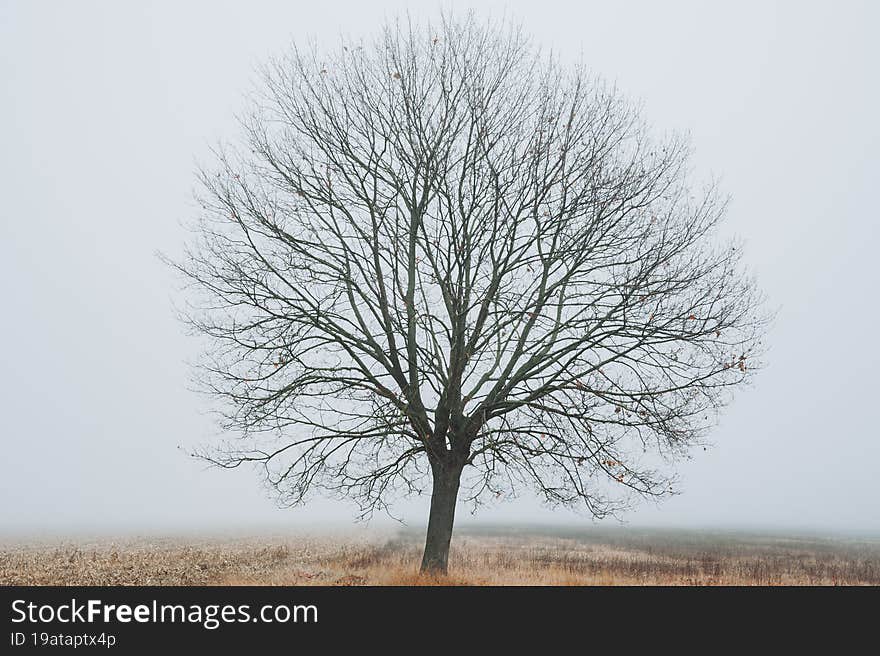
[2,527,879,586]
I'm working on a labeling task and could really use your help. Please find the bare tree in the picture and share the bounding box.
[168,15,769,574]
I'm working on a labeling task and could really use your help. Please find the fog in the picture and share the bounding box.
[1,0,877,536]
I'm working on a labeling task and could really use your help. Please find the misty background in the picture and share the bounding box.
[1,0,877,536]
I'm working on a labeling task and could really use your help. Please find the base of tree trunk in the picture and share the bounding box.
[419,465,462,575]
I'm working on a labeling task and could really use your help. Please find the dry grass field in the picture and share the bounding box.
[2,526,879,586]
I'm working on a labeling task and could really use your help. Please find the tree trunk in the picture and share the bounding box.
[419,463,463,575]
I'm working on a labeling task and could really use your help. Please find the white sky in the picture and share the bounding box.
[1,0,877,535]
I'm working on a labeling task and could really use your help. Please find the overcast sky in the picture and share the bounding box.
[1,1,877,536]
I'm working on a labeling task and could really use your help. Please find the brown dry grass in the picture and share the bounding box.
[2,527,878,586]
